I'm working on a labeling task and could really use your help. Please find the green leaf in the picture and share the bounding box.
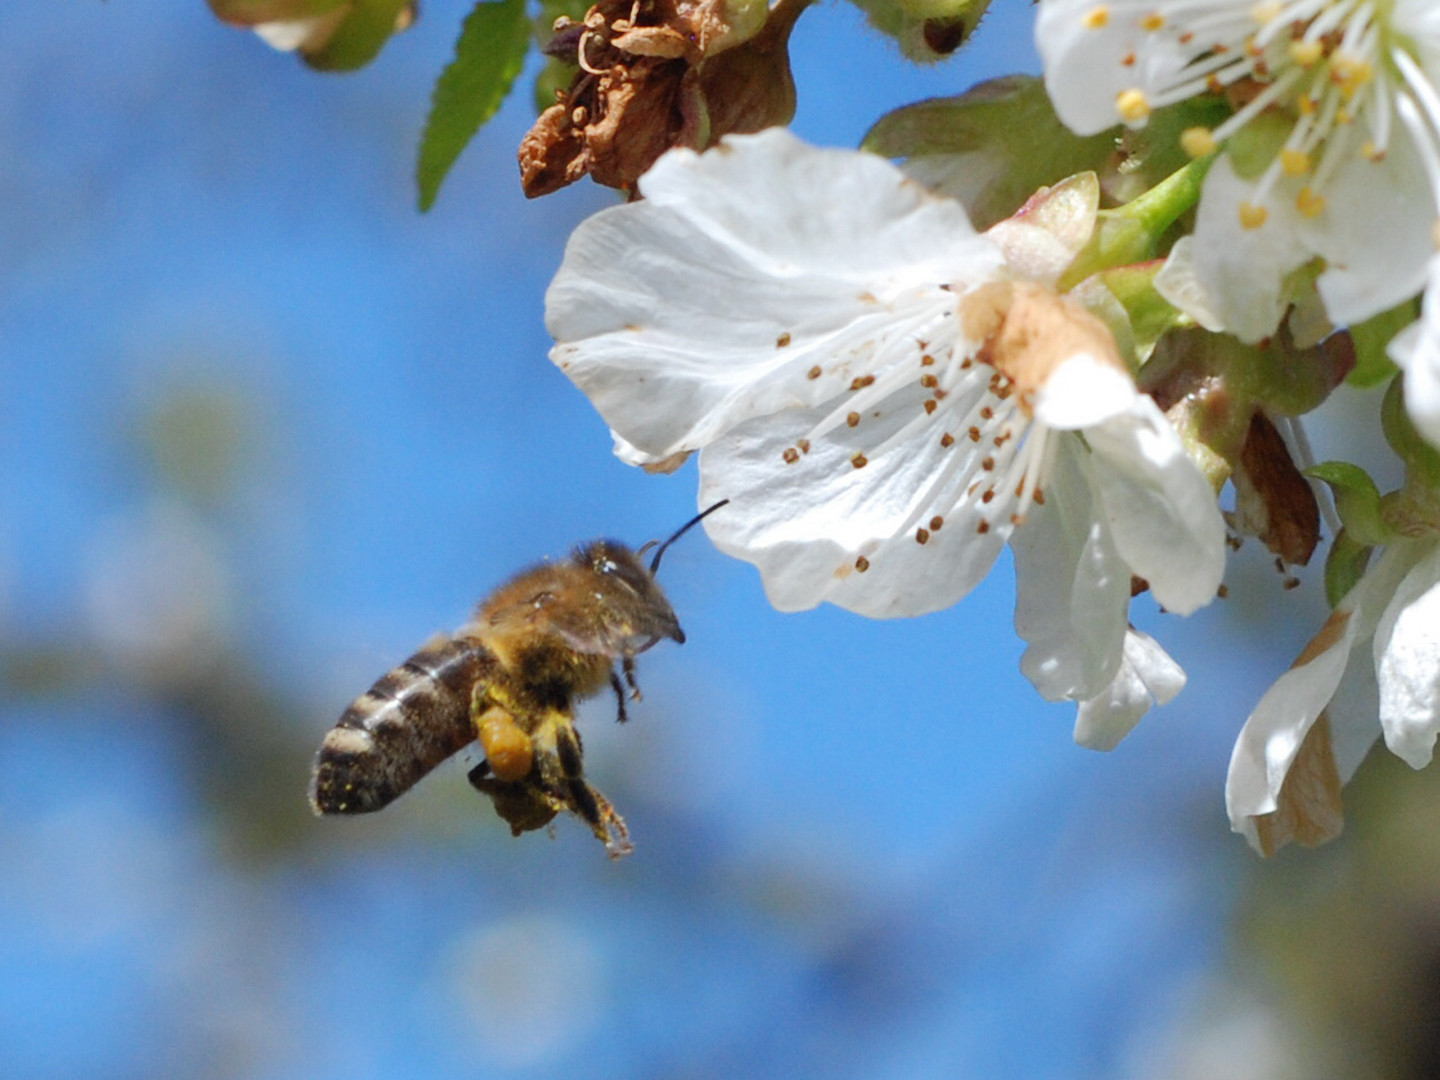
[417,0,532,212]
[863,76,1116,229]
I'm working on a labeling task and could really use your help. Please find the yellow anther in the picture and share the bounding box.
[1082,5,1110,28]
[1250,1,1282,23]
[1295,187,1326,218]
[1239,202,1269,229]
[1288,39,1323,67]
[1331,56,1373,98]
[1116,88,1151,123]
[1361,140,1383,161]
[1336,106,1353,125]
[1180,126,1218,157]
[1296,94,1317,116]
[1140,12,1165,31]
[1279,148,1311,176]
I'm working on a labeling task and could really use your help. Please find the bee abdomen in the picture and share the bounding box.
[310,636,493,815]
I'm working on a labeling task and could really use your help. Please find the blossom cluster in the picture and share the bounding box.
[227,0,1440,854]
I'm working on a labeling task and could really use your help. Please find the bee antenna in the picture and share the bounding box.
[648,500,729,574]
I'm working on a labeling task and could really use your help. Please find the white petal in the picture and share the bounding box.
[1082,396,1227,616]
[1153,236,1225,333]
[1225,611,1360,844]
[547,130,1004,464]
[1389,258,1440,449]
[1013,446,1131,700]
[1375,541,1440,768]
[1032,353,1136,430]
[695,400,1009,617]
[1306,126,1434,327]
[1190,159,1311,342]
[1035,0,1191,135]
[1073,628,1186,751]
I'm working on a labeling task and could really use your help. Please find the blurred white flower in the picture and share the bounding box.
[1389,256,1440,448]
[1036,0,1440,340]
[548,129,1225,729]
[1227,537,1440,855]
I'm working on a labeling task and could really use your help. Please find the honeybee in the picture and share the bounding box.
[309,502,724,857]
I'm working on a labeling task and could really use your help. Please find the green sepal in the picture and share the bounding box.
[863,76,1116,229]
[1383,375,1440,490]
[1097,262,1185,361]
[417,0,532,211]
[1323,528,1373,608]
[1307,461,1391,546]
[302,0,410,70]
[1347,300,1418,388]
[1061,155,1211,288]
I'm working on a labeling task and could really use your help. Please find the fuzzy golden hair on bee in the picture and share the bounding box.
[309,501,726,857]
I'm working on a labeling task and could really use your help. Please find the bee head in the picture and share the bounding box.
[572,540,685,650]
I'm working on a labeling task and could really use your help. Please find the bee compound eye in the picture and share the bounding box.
[478,710,535,783]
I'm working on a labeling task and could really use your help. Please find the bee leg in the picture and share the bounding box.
[555,724,632,858]
[622,655,642,701]
[466,760,491,788]
[608,670,629,724]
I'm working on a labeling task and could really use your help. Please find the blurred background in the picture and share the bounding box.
[5,2,1440,1078]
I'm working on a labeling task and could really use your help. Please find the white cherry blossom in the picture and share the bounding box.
[1227,537,1440,855]
[1036,0,1440,340]
[547,129,1226,723]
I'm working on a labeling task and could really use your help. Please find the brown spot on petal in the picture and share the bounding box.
[940,433,955,448]
[851,453,868,469]
[915,527,930,544]
[929,516,943,531]
[783,447,799,464]
[776,332,792,348]
[1250,713,1345,858]
[846,412,860,428]
[807,365,822,379]
[855,556,870,572]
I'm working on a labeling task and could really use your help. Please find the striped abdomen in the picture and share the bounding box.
[310,634,496,814]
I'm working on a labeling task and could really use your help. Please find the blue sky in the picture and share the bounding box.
[0,2,1329,1077]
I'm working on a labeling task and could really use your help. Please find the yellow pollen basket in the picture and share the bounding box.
[1116,88,1150,124]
